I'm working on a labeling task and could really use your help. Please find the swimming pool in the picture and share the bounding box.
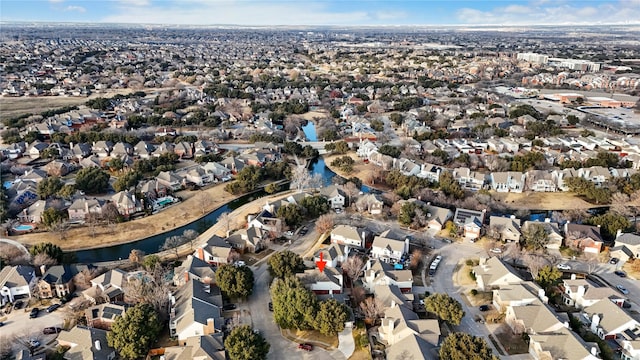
[3,181,13,189]
[13,224,34,231]
[156,198,174,207]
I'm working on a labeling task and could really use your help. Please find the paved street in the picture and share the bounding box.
[0,304,65,356]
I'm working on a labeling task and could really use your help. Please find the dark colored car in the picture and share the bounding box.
[268,302,273,311]
[615,270,627,277]
[30,308,40,318]
[479,305,490,312]
[222,304,237,311]
[47,304,61,313]
[14,300,24,310]
[610,257,620,264]
[0,322,4,327]
[43,327,62,334]
[298,343,313,351]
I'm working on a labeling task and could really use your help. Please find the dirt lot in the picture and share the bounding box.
[9,183,239,251]
[491,191,599,210]
[323,152,377,185]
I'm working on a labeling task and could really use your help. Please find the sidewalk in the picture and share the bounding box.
[337,326,355,358]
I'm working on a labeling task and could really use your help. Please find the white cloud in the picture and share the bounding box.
[49,0,65,3]
[456,0,640,25]
[101,1,380,25]
[120,0,151,6]
[64,5,86,13]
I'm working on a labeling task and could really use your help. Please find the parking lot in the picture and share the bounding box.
[0,301,65,356]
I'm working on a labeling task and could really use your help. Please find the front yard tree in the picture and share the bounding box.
[342,256,364,289]
[29,242,64,263]
[439,333,498,360]
[424,293,464,326]
[215,264,254,299]
[107,303,162,360]
[270,277,318,330]
[521,224,549,251]
[315,298,349,336]
[41,207,67,229]
[536,265,562,291]
[37,176,64,199]
[360,297,385,324]
[300,195,330,218]
[277,204,304,227]
[315,213,335,234]
[224,325,270,360]
[75,167,110,194]
[267,250,304,279]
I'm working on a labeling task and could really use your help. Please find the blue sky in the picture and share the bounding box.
[2,0,639,26]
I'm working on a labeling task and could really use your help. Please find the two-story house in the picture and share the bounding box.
[371,233,409,263]
[194,235,234,266]
[169,279,224,345]
[490,171,526,193]
[0,265,36,305]
[331,225,366,249]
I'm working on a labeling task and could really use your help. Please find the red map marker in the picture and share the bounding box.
[316,252,327,272]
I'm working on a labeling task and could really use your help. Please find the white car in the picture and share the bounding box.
[234,260,246,267]
[489,248,503,254]
[556,263,571,270]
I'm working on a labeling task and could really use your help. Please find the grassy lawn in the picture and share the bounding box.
[242,248,274,266]
[467,290,493,306]
[282,329,339,349]
[494,325,530,355]
[349,349,372,360]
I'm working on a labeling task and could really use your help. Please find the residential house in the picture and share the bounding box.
[202,162,232,182]
[111,142,133,158]
[385,334,437,360]
[21,169,48,183]
[296,267,343,295]
[565,223,604,254]
[18,199,56,223]
[194,140,218,156]
[561,279,625,309]
[111,190,142,217]
[424,204,453,232]
[173,256,217,287]
[418,163,442,183]
[180,166,214,187]
[452,167,486,191]
[489,216,522,242]
[583,299,640,340]
[43,160,71,177]
[85,303,127,330]
[79,156,102,169]
[56,326,116,360]
[619,340,640,360]
[552,168,579,191]
[225,226,267,253]
[490,171,526,193]
[522,220,564,250]
[38,264,90,298]
[526,170,557,192]
[505,298,566,335]
[71,143,92,159]
[379,302,440,347]
[493,283,541,312]
[247,209,283,234]
[615,233,640,259]
[473,257,522,291]
[133,141,155,159]
[27,140,49,159]
[373,284,415,310]
[67,197,105,222]
[169,279,224,345]
[313,244,348,269]
[220,156,245,174]
[174,142,194,159]
[579,166,611,187]
[0,265,36,305]
[453,208,486,240]
[363,260,413,293]
[153,142,175,157]
[139,179,168,202]
[157,171,184,191]
[320,185,346,209]
[371,233,409,263]
[83,269,126,304]
[354,193,384,215]
[528,328,600,360]
[163,334,226,360]
[331,225,366,249]
[357,140,378,159]
[194,235,234,266]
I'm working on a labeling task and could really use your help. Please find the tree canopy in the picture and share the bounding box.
[314,298,349,336]
[521,224,549,251]
[107,303,162,360]
[41,207,67,228]
[439,332,498,360]
[29,242,63,263]
[585,212,631,242]
[37,176,64,199]
[424,293,465,326]
[215,264,254,299]
[74,167,110,194]
[267,250,304,279]
[224,325,270,360]
[277,204,304,227]
[536,265,562,291]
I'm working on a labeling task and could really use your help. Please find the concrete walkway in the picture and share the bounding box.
[337,326,355,358]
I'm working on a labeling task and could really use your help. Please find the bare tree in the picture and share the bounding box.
[412,208,427,229]
[343,182,360,207]
[129,249,145,265]
[196,191,213,215]
[611,192,632,217]
[74,267,100,291]
[315,214,335,234]
[523,253,547,279]
[342,256,364,289]
[182,229,199,250]
[124,264,172,321]
[351,286,367,306]
[0,243,30,265]
[290,165,312,192]
[161,235,185,260]
[583,254,599,274]
[218,211,234,236]
[86,212,101,237]
[360,297,385,324]
[50,220,70,241]
[32,253,57,267]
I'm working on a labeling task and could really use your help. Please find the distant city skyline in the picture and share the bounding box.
[1,0,640,26]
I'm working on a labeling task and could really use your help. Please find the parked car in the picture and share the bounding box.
[47,304,61,313]
[556,264,571,270]
[14,300,24,309]
[223,304,237,311]
[0,322,4,327]
[43,327,62,335]
[30,308,40,318]
[298,343,313,351]
[489,248,502,254]
[29,339,40,348]
[285,231,294,237]
[268,302,273,311]
[610,257,620,264]
[614,270,627,278]
[479,305,490,312]
[234,261,246,267]
[617,285,630,295]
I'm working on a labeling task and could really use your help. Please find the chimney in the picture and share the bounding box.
[390,299,396,308]
[591,347,598,356]
[571,273,576,280]
[510,215,516,219]
[39,264,47,277]
[616,229,623,239]
[544,218,551,223]
[184,271,189,283]
[387,317,395,334]
[590,314,600,333]
[205,318,215,335]
[94,340,101,351]
[577,285,586,299]
[197,248,204,261]
[361,231,366,248]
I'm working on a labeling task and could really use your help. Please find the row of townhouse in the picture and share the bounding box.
[358,139,636,193]
[474,256,640,359]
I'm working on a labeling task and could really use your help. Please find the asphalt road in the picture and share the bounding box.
[0,304,65,356]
